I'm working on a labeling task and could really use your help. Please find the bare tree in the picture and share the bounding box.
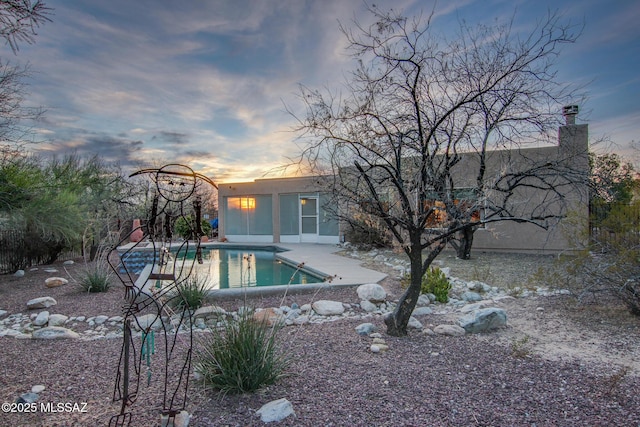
[0,0,50,153]
[291,6,589,336]
[0,0,51,53]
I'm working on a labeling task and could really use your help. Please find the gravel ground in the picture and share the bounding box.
[0,250,639,426]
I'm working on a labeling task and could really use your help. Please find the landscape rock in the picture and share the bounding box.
[26,297,57,309]
[461,291,483,302]
[33,311,50,326]
[256,398,295,423]
[32,326,80,339]
[356,283,387,303]
[135,314,162,331]
[359,300,378,312]
[63,260,75,265]
[193,305,227,320]
[16,392,39,404]
[412,306,433,316]
[370,343,389,353]
[31,385,45,393]
[14,270,25,278]
[292,315,309,325]
[47,313,68,326]
[467,280,492,293]
[417,294,431,306]
[0,309,7,318]
[458,307,507,333]
[355,322,376,336]
[253,308,283,326]
[94,315,109,325]
[45,277,68,288]
[161,410,190,427]
[407,316,423,329]
[459,301,484,313]
[312,300,345,316]
[433,324,466,336]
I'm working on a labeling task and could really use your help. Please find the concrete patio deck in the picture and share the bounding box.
[207,243,388,299]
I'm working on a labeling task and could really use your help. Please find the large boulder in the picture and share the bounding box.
[312,300,345,316]
[458,308,507,333]
[356,283,387,303]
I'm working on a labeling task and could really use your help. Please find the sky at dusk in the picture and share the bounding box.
[12,0,640,183]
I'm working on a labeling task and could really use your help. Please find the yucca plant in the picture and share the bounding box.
[79,246,112,293]
[195,310,289,394]
[170,274,210,311]
[79,268,111,292]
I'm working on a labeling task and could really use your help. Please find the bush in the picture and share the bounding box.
[539,204,640,316]
[79,265,111,292]
[170,275,209,311]
[344,216,391,248]
[423,267,451,303]
[195,310,289,394]
[401,266,451,303]
[174,216,212,240]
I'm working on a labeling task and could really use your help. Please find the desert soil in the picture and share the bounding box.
[0,250,638,426]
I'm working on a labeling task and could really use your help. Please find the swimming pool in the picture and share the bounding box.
[182,247,325,289]
[118,245,326,290]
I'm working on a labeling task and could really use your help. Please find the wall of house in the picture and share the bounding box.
[218,176,340,244]
[218,120,589,253]
[463,121,589,253]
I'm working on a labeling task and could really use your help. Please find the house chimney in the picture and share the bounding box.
[562,105,579,125]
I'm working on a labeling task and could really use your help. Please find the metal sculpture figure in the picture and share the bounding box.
[107,164,217,427]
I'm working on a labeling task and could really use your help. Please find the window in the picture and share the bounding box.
[224,195,272,235]
[423,189,483,228]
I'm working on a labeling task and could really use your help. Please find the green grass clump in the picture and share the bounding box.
[79,267,111,293]
[195,310,289,394]
[171,275,209,310]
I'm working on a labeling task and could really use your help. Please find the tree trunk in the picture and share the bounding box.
[384,241,424,336]
[455,227,475,260]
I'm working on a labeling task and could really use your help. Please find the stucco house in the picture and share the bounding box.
[218,108,589,253]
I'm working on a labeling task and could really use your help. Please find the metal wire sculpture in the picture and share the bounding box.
[107,164,217,427]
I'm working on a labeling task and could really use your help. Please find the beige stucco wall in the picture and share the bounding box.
[218,123,589,254]
[218,176,330,243]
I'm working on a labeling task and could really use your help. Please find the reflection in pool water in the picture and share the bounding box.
[177,248,324,289]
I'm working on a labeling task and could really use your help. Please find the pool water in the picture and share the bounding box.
[177,248,324,289]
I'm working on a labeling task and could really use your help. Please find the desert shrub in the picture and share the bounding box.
[195,310,289,394]
[174,215,212,240]
[78,245,114,293]
[423,267,451,303]
[401,266,451,303]
[538,204,640,316]
[344,216,391,248]
[79,264,111,292]
[170,274,209,311]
